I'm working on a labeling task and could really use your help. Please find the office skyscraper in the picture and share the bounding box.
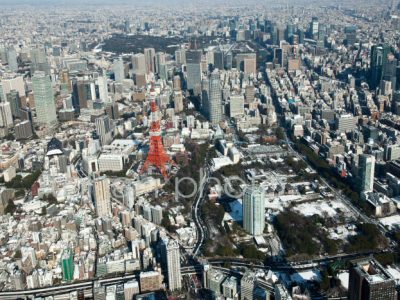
[132,53,146,75]
[359,154,375,192]
[175,49,186,65]
[15,120,33,140]
[6,90,21,119]
[144,48,155,74]
[243,186,265,235]
[186,50,202,93]
[93,176,111,218]
[155,52,166,74]
[6,47,18,72]
[0,83,4,102]
[309,17,319,38]
[0,102,13,128]
[32,71,57,126]
[95,115,113,146]
[213,50,224,70]
[244,57,257,75]
[201,77,209,117]
[208,69,223,124]
[241,271,256,300]
[97,75,109,103]
[113,58,125,82]
[348,258,397,300]
[229,95,244,117]
[370,44,391,89]
[30,47,50,75]
[173,91,183,113]
[161,238,182,291]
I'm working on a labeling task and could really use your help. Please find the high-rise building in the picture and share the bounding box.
[241,271,256,300]
[214,50,224,70]
[359,154,375,192]
[207,70,223,124]
[6,90,21,118]
[245,84,255,103]
[139,271,161,293]
[206,269,226,296]
[0,44,7,63]
[384,144,400,161]
[161,238,182,291]
[244,57,257,75]
[201,77,209,117]
[309,17,319,38]
[173,91,183,113]
[61,248,74,282]
[144,48,156,74]
[243,186,265,235]
[93,176,111,218]
[175,49,186,65]
[32,71,57,126]
[0,76,25,98]
[124,280,139,300]
[30,47,50,75]
[186,50,202,93]
[370,44,391,89]
[132,53,146,75]
[345,26,357,47]
[222,276,238,299]
[113,58,125,82]
[105,102,119,120]
[235,53,256,74]
[0,83,5,102]
[229,94,244,117]
[6,47,18,72]
[0,102,13,128]
[173,75,181,91]
[348,258,397,300]
[274,48,283,66]
[97,75,109,103]
[71,75,93,111]
[335,113,358,132]
[151,206,163,225]
[155,52,166,74]
[225,52,233,70]
[95,115,113,146]
[15,120,33,140]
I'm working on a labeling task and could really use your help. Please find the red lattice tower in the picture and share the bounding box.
[141,98,175,178]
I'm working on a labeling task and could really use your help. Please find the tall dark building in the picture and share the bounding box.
[6,89,21,119]
[286,24,296,41]
[224,52,232,70]
[370,44,391,89]
[186,50,202,94]
[345,26,357,47]
[274,48,283,66]
[214,50,224,70]
[72,76,93,112]
[348,258,397,300]
[383,54,398,91]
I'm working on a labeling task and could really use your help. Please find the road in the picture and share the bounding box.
[1,247,389,298]
[192,164,210,257]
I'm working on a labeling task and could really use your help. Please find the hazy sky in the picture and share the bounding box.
[0,0,390,7]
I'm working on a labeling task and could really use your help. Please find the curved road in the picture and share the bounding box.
[192,165,210,257]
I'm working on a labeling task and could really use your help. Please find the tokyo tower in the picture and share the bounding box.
[141,95,175,178]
